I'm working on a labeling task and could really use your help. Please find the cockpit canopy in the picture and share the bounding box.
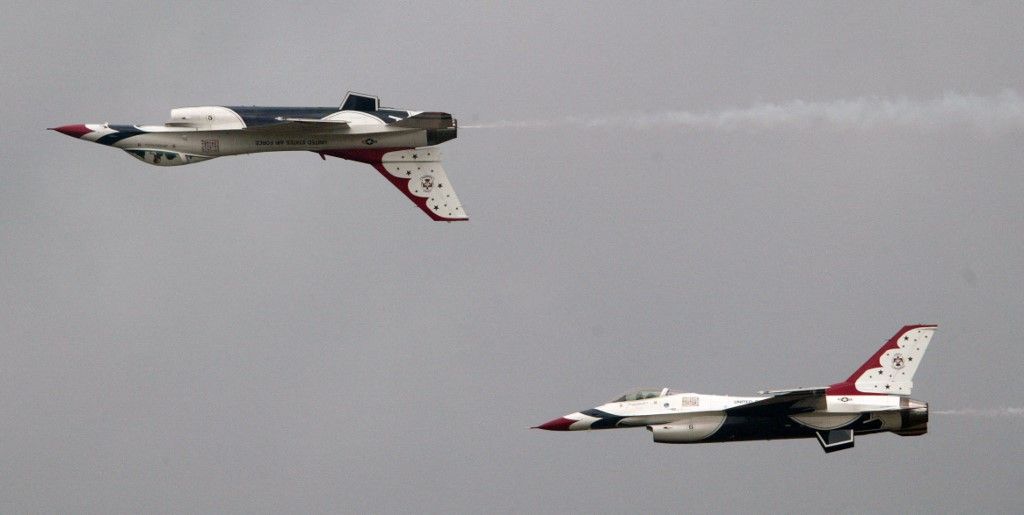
[610,387,679,403]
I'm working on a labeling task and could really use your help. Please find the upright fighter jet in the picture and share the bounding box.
[536,325,935,453]
[49,93,467,221]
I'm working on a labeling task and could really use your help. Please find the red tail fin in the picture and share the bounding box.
[826,325,937,396]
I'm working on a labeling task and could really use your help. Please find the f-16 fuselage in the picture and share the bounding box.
[50,93,467,221]
[536,325,935,453]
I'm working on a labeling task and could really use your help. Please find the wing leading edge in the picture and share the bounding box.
[726,387,827,415]
[240,117,353,133]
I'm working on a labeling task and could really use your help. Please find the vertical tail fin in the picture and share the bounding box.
[321,147,468,221]
[826,325,937,396]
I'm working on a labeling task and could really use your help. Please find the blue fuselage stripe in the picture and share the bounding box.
[581,408,626,429]
[96,125,143,146]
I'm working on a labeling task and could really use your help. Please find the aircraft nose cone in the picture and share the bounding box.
[533,417,576,431]
[49,124,92,138]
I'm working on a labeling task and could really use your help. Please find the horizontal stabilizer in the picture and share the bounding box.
[758,386,828,396]
[391,112,455,129]
[276,117,349,125]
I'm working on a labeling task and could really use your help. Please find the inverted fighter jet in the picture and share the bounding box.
[49,92,467,221]
[536,325,935,453]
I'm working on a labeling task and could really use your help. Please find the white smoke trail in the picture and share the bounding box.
[932,407,1024,418]
[462,90,1024,132]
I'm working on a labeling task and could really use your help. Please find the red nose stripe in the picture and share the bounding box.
[533,417,576,431]
[49,124,92,138]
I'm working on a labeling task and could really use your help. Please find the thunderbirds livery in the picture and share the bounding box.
[536,325,936,453]
[49,93,467,221]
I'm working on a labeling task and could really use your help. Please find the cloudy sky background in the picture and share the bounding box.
[2,2,1023,512]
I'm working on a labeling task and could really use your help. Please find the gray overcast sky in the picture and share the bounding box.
[3,1,1023,513]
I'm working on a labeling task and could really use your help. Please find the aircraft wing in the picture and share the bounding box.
[726,387,827,415]
[757,386,829,396]
[320,147,468,221]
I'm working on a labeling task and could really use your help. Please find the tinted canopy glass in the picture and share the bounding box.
[611,388,675,402]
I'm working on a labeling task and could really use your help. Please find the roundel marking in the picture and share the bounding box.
[419,175,435,192]
[892,353,905,369]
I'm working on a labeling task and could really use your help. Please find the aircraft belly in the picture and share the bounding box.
[111,133,179,150]
[705,412,894,443]
[648,413,728,443]
[618,414,687,427]
[112,133,209,160]
[704,415,820,443]
[239,130,427,155]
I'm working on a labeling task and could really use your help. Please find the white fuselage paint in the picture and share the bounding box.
[560,392,908,434]
[84,121,428,160]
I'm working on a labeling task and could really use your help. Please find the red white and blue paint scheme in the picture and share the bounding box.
[536,325,935,453]
[49,93,467,221]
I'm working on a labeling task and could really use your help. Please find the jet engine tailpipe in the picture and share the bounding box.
[894,402,928,436]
